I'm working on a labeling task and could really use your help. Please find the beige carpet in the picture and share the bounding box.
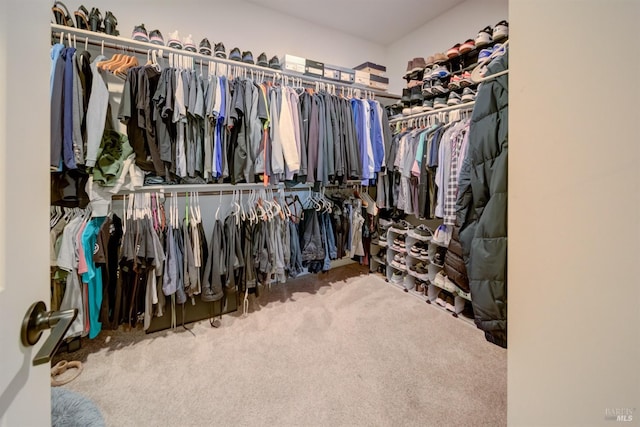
[54,265,506,427]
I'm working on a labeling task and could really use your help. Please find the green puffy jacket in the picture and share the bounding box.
[457,51,508,348]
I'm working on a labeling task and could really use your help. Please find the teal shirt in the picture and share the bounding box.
[81,216,106,339]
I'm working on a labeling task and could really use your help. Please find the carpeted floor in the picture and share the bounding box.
[54,265,507,427]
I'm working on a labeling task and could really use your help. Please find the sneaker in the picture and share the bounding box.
[404,60,414,79]
[167,30,182,50]
[149,29,164,46]
[447,91,461,106]
[422,67,432,82]
[199,38,212,55]
[459,39,475,54]
[401,88,411,106]
[433,97,447,109]
[445,294,456,312]
[430,65,450,79]
[394,254,403,263]
[411,104,423,115]
[411,57,426,74]
[229,47,242,61]
[132,23,149,42]
[435,292,446,307]
[391,272,404,284]
[183,34,196,52]
[478,47,494,63]
[256,52,268,67]
[415,281,424,293]
[431,80,448,95]
[413,224,432,237]
[475,26,493,47]
[493,43,506,56]
[425,55,435,66]
[448,74,462,90]
[214,42,226,58]
[421,80,432,96]
[432,224,451,246]
[268,55,281,70]
[461,87,477,102]
[432,52,447,64]
[407,79,422,89]
[446,43,460,58]
[402,106,412,116]
[242,51,254,64]
[409,86,423,104]
[422,99,434,111]
[434,271,447,287]
[459,71,473,87]
[433,246,447,266]
[493,20,509,40]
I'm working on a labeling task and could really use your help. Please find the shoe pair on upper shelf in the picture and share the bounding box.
[52,2,119,36]
[475,20,509,48]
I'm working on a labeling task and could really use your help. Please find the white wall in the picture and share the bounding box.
[60,0,386,70]
[509,0,640,425]
[386,0,508,94]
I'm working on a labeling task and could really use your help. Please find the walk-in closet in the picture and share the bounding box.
[2,1,638,426]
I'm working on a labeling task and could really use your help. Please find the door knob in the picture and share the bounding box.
[21,301,78,366]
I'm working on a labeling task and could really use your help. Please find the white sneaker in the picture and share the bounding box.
[475,25,493,47]
[493,20,509,40]
[461,87,477,102]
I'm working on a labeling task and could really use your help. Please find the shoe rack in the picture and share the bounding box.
[370,222,475,324]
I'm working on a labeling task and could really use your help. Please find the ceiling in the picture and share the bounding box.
[244,0,467,45]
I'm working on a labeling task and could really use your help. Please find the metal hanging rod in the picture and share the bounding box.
[51,24,400,100]
[388,101,476,124]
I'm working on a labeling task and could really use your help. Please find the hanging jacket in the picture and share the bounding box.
[457,51,509,349]
[443,226,469,293]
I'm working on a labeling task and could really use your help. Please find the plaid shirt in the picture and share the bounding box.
[444,123,470,225]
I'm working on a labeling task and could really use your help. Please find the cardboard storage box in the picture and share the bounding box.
[305,59,324,77]
[354,61,387,76]
[283,54,306,74]
[367,74,389,91]
[354,70,370,86]
[324,64,355,83]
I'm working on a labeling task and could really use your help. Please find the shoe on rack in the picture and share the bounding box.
[391,272,404,284]
[167,31,183,49]
[149,29,165,46]
[422,99,434,112]
[269,55,281,70]
[256,52,269,67]
[52,1,75,27]
[89,7,103,32]
[242,51,255,64]
[447,91,462,106]
[433,97,447,109]
[432,224,451,246]
[183,34,197,52]
[461,87,477,102]
[493,43,506,56]
[228,47,241,61]
[432,52,447,64]
[407,79,422,89]
[445,294,456,312]
[459,71,473,87]
[433,246,447,266]
[413,224,432,237]
[425,55,435,67]
[422,67,432,82]
[132,23,149,42]
[402,106,412,116]
[73,5,89,29]
[448,74,462,90]
[401,88,411,106]
[103,11,119,36]
[199,38,212,55]
[214,42,227,58]
[430,64,450,79]
[409,86,423,104]
[431,80,448,95]
[477,46,494,64]
[421,80,432,97]
[493,20,509,40]
[475,25,493,47]
[404,60,414,79]
[459,39,475,54]
[435,292,446,307]
[411,57,427,75]
[446,43,460,58]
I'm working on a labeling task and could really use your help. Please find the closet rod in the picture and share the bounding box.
[51,24,400,100]
[114,182,281,196]
[388,101,476,124]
